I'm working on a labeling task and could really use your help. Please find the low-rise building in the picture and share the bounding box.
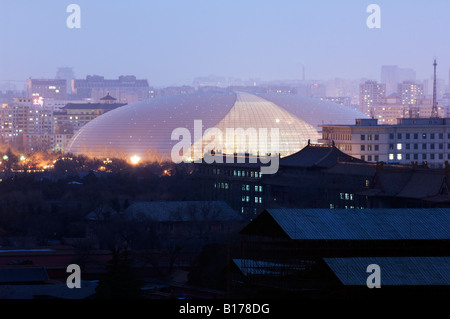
[319,117,450,168]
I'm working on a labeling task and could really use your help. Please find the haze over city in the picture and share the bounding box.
[0,0,448,305]
[1,0,450,87]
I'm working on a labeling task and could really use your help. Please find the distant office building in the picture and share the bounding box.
[56,67,75,95]
[319,117,450,168]
[157,86,196,97]
[381,66,398,96]
[72,75,153,103]
[359,80,385,116]
[381,65,416,96]
[26,78,67,100]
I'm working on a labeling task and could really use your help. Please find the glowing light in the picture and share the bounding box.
[275,119,280,123]
[130,155,140,165]
[20,155,26,161]
[2,155,8,160]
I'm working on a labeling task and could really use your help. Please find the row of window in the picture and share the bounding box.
[360,145,379,151]
[389,132,450,140]
[327,133,352,141]
[242,184,263,192]
[214,182,264,193]
[388,153,450,161]
[214,182,229,189]
[361,155,379,162]
[360,134,379,141]
[211,168,262,178]
[339,193,354,201]
[241,196,263,204]
[390,143,450,151]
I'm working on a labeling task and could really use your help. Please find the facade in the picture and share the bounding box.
[195,143,379,217]
[0,97,76,152]
[319,117,450,168]
[54,96,126,134]
[372,97,446,125]
[26,78,67,100]
[66,91,368,162]
[232,208,450,298]
[359,80,386,116]
[398,81,424,105]
[194,155,268,218]
[0,98,54,150]
[72,75,153,103]
[56,67,75,95]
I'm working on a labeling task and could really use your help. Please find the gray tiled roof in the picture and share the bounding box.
[279,144,364,168]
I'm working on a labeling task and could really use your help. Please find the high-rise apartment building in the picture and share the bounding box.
[0,97,54,150]
[359,80,386,116]
[398,81,424,105]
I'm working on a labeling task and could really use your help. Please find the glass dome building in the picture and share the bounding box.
[66,91,368,162]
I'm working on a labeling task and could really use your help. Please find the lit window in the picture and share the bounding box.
[389,154,394,160]
[397,154,402,160]
[396,143,402,150]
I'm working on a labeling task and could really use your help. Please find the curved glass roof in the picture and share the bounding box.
[66,91,368,162]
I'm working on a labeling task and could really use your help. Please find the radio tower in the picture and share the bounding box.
[431,59,439,118]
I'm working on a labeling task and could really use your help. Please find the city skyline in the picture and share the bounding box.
[1,1,450,87]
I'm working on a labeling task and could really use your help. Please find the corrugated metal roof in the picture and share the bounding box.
[324,257,450,286]
[232,258,313,276]
[267,208,450,240]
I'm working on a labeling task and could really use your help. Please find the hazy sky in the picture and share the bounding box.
[1,0,450,87]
